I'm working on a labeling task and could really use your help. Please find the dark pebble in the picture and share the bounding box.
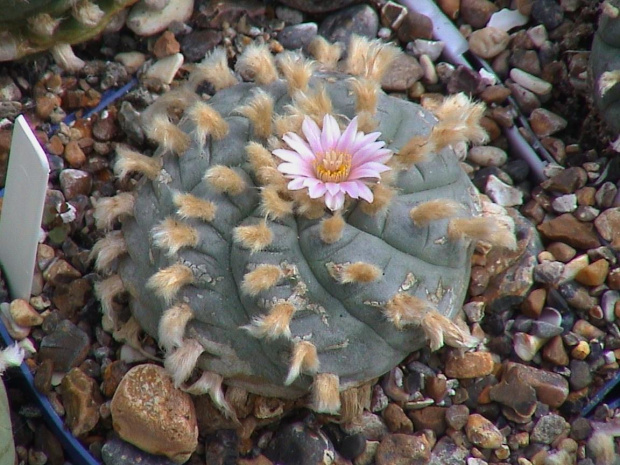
[39,320,90,373]
[569,360,592,391]
[570,417,593,441]
[265,422,335,465]
[278,23,318,50]
[318,4,379,44]
[118,101,145,146]
[102,436,177,465]
[180,29,222,62]
[503,159,530,183]
[446,65,485,95]
[531,0,564,30]
[277,0,361,13]
[338,434,366,460]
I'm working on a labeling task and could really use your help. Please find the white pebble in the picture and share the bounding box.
[487,8,529,32]
[527,25,548,48]
[126,0,194,36]
[467,146,508,167]
[115,52,147,74]
[485,175,523,207]
[468,27,510,59]
[145,53,184,84]
[419,54,438,84]
[510,68,553,96]
[551,193,577,213]
[410,39,444,61]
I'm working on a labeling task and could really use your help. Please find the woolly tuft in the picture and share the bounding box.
[409,199,462,227]
[241,264,283,296]
[431,93,488,147]
[93,192,135,230]
[28,13,61,37]
[173,192,217,222]
[204,165,247,195]
[320,213,345,244]
[246,142,285,187]
[94,274,125,333]
[360,184,394,215]
[346,35,401,82]
[396,135,436,167]
[147,264,195,304]
[90,230,127,273]
[183,371,235,418]
[144,114,190,156]
[448,217,517,250]
[164,338,204,387]
[237,89,274,139]
[114,146,161,180]
[233,221,273,253]
[158,303,194,352]
[186,101,229,144]
[152,218,200,256]
[260,186,294,219]
[290,85,333,124]
[308,36,342,70]
[349,77,380,115]
[72,0,104,27]
[242,302,296,339]
[599,70,620,97]
[274,113,305,138]
[277,52,315,95]
[235,43,278,85]
[190,48,238,91]
[330,262,383,284]
[311,373,341,414]
[284,340,319,385]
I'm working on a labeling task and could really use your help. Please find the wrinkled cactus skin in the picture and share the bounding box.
[590,0,620,133]
[0,0,137,61]
[117,73,480,399]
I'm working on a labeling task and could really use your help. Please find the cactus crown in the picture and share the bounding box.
[93,36,515,419]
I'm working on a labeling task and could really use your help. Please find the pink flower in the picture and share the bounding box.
[273,114,392,211]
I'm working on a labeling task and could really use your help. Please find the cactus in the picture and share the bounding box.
[93,36,516,419]
[590,0,620,134]
[0,0,138,68]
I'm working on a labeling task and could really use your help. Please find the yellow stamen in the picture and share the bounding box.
[314,150,351,182]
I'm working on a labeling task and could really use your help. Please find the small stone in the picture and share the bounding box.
[408,39,445,61]
[595,182,617,209]
[542,167,588,194]
[118,101,145,146]
[510,68,552,95]
[408,407,447,436]
[382,404,413,434]
[575,259,609,286]
[445,405,469,430]
[381,54,423,92]
[489,366,537,417]
[265,422,335,465]
[521,288,546,318]
[39,320,90,372]
[571,340,590,360]
[569,417,592,441]
[376,433,431,465]
[425,376,448,403]
[543,334,570,366]
[59,368,101,437]
[342,411,388,441]
[319,4,379,44]
[276,5,304,24]
[0,75,22,101]
[445,351,494,379]
[59,169,92,200]
[126,0,194,35]
[114,51,147,74]
[479,85,511,104]
[601,290,618,321]
[446,65,485,95]
[101,361,130,398]
[277,23,318,50]
[101,436,180,465]
[504,362,568,408]
[9,299,42,327]
[569,359,592,391]
[463,301,485,323]
[34,358,54,394]
[530,413,569,444]
[506,81,541,115]
[153,31,180,58]
[594,208,620,250]
[468,27,510,59]
[460,0,498,28]
[396,11,433,42]
[145,53,184,85]
[551,194,577,213]
[339,434,366,461]
[531,0,564,29]
[537,213,600,250]
[468,146,508,167]
[548,242,576,262]
[485,175,523,206]
[529,108,568,137]
[465,414,504,449]
[63,140,86,168]
[534,260,564,285]
[277,0,358,13]
[111,364,198,464]
[179,29,222,62]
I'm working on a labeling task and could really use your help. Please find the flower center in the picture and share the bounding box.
[314,150,352,182]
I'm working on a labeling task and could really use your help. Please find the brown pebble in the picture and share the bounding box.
[594,208,620,250]
[47,135,65,156]
[153,31,181,58]
[396,11,433,42]
[576,186,596,206]
[445,404,469,430]
[59,368,102,437]
[541,167,588,194]
[460,0,498,28]
[437,0,460,19]
[408,406,447,436]
[64,140,86,168]
[375,433,431,465]
[574,259,609,286]
[529,108,568,137]
[9,298,43,327]
[35,94,61,120]
[489,366,537,417]
[34,358,54,394]
[503,362,569,408]
[609,268,620,290]
[382,403,413,434]
[468,27,510,59]
[521,288,546,318]
[101,361,130,398]
[479,85,511,105]
[425,376,447,403]
[572,319,605,340]
[465,414,504,449]
[445,351,494,379]
[571,341,590,360]
[542,335,569,366]
[537,214,600,250]
[547,242,577,263]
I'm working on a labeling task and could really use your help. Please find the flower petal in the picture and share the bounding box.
[340,181,360,198]
[325,190,345,211]
[325,182,342,196]
[278,162,314,176]
[336,117,358,152]
[307,180,327,198]
[351,142,390,168]
[273,148,306,164]
[349,131,381,154]
[302,117,323,154]
[356,182,374,202]
[283,132,316,162]
[321,114,341,151]
[287,177,306,190]
[348,163,390,180]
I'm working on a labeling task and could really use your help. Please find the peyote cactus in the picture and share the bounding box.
[93,36,516,419]
[590,0,620,134]
[0,0,137,67]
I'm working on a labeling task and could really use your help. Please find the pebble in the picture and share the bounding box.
[375,433,431,465]
[534,260,564,285]
[594,207,620,249]
[429,436,469,465]
[510,68,553,95]
[445,404,469,430]
[460,0,498,28]
[409,39,444,61]
[338,434,366,461]
[530,413,569,444]
[547,242,577,262]
[0,75,22,101]
[382,404,413,434]
[277,0,358,13]
[468,146,508,167]
[59,169,92,200]
[276,5,304,24]
[529,108,568,137]
[118,101,145,146]
[59,368,101,437]
[542,335,570,366]
[504,362,569,408]
[114,52,147,74]
[145,53,184,85]
[468,27,510,59]
[506,81,541,115]
[381,54,423,92]
[153,31,180,58]
[445,351,494,379]
[551,194,577,213]
[110,364,198,464]
[537,213,600,250]
[531,0,565,30]
[408,407,447,436]
[575,259,609,286]
[101,437,179,465]
[568,359,592,390]
[126,0,194,36]
[465,414,504,449]
[396,11,433,42]
[601,290,618,321]
[63,140,86,168]
[485,175,523,207]
[318,4,379,44]
[571,340,590,360]
[9,299,42,327]
[341,411,388,441]
[488,8,529,32]
[265,422,335,465]
[39,320,90,372]
[277,23,318,50]
[179,29,222,62]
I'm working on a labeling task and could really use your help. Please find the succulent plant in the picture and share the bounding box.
[92,36,516,419]
[590,0,620,134]
[0,0,138,68]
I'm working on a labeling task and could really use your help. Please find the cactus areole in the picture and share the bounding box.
[94,37,514,418]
